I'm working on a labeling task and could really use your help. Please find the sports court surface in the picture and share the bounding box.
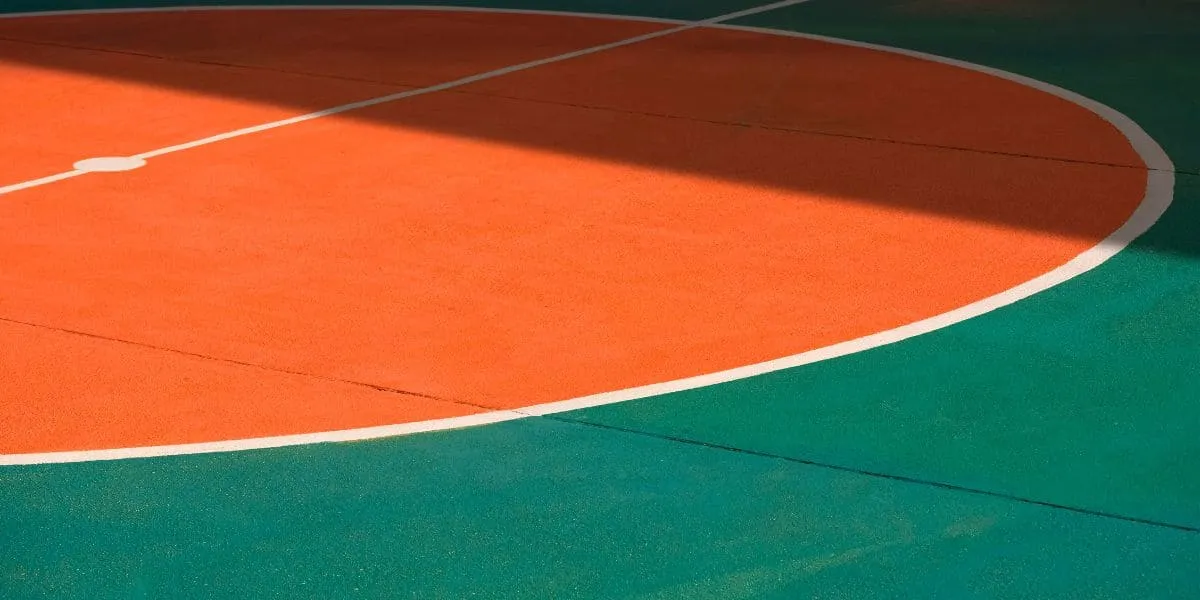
[1,0,1198,597]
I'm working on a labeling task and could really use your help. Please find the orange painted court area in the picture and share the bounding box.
[0,10,1146,454]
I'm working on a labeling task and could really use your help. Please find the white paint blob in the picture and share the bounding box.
[73,156,147,173]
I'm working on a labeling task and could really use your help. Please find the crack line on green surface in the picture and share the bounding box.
[547,414,1200,534]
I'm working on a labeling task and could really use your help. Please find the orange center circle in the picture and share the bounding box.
[0,8,1146,454]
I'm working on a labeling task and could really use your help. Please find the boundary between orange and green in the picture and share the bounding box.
[0,4,1172,464]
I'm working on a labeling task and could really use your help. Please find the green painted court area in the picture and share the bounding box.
[2,0,1199,597]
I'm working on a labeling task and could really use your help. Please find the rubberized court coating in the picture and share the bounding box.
[0,8,1152,454]
[1,0,1198,598]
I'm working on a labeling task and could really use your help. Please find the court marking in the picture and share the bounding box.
[0,4,1175,465]
[0,0,802,195]
[74,156,147,172]
[0,3,689,25]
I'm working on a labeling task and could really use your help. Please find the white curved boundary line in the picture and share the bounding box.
[0,3,690,24]
[0,5,1175,466]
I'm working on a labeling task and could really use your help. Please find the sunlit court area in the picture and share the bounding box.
[1,0,1198,597]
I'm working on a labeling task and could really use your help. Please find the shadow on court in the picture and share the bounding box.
[1,0,1198,256]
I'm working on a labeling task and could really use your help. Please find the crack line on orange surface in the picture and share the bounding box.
[0,33,1188,175]
[0,315,498,411]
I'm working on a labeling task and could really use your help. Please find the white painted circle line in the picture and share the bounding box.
[0,4,691,25]
[0,4,1176,466]
[73,156,147,172]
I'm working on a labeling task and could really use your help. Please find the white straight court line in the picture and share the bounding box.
[0,169,85,195]
[0,5,1175,465]
[0,0,803,182]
